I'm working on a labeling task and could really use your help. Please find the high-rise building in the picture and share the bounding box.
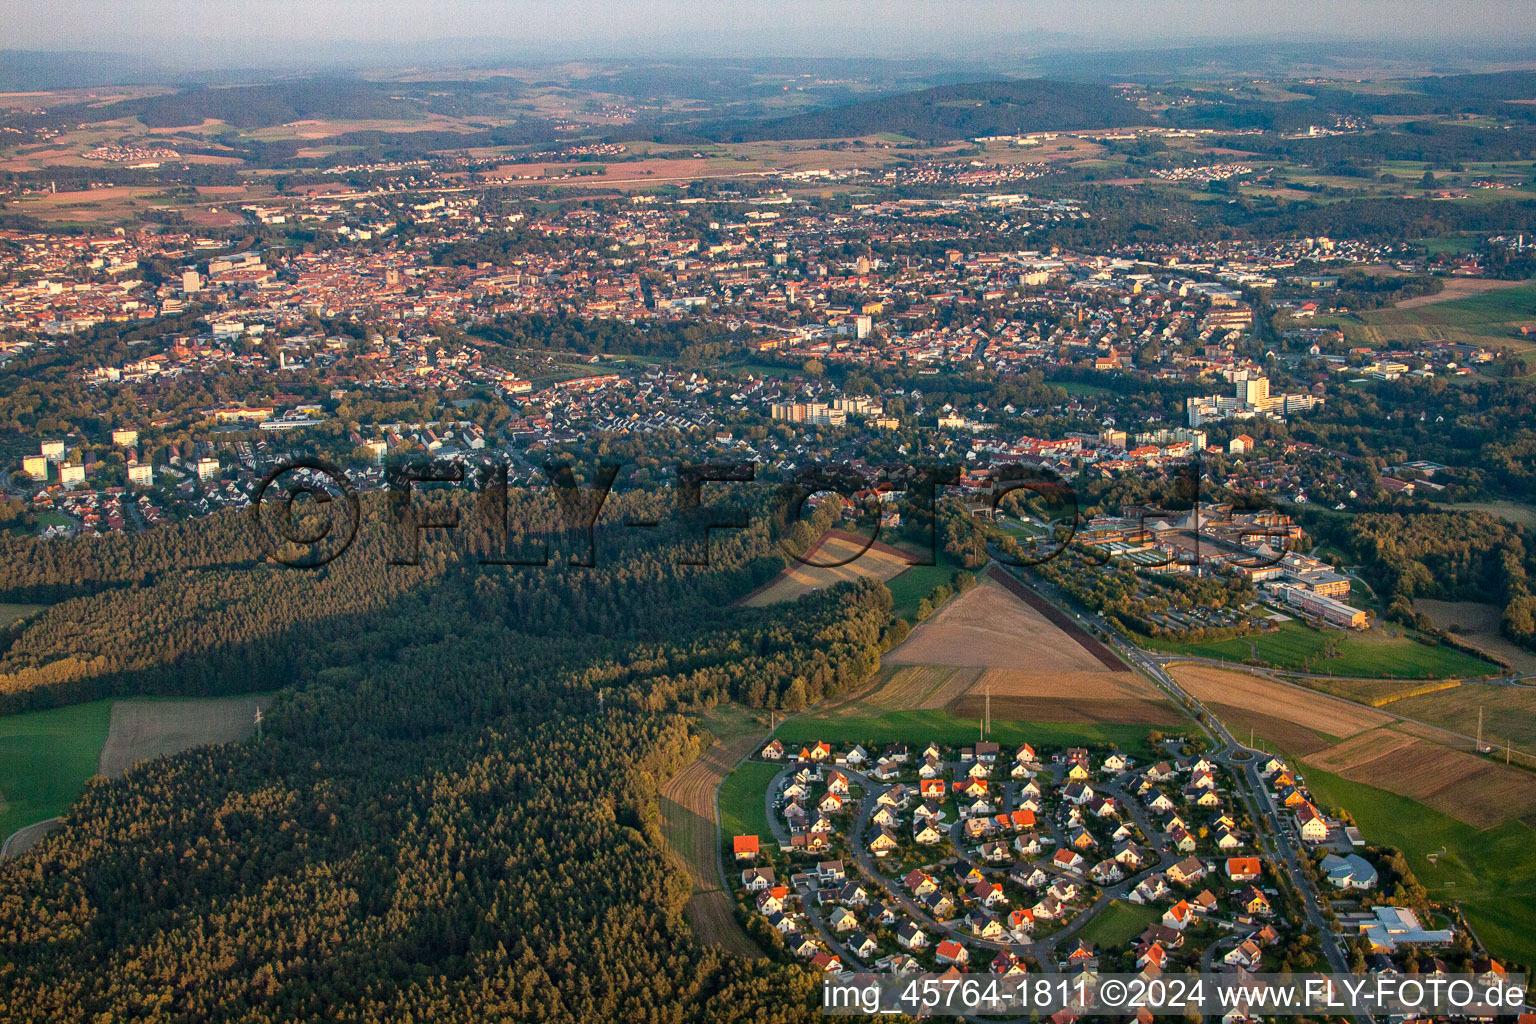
[112,428,139,447]
[182,270,201,294]
[1237,376,1270,408]
[128,463,154,487]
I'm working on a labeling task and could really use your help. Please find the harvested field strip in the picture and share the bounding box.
[1304,737,1536,829]
[1388,684,1536,764]
[864,666,960,710]
[917,667,983,709]
[1206,702,1334,756]
[658,725,765,958]
[888,577,1112,673]
[1305,728,1420,773]
[738,530,911,608]
[969,668,1163,701]
[986,567,1126,670]
[98,696,268,778]
[1169,664,1390,739]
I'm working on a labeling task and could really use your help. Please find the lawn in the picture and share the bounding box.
[1151,620,1497,679]
[773,709,1167,758]
[1298,761,1536,969]
[717,761,779,842]
[1078,899,1162,951]
[0,700,112,841]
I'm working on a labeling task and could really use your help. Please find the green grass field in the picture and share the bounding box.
[0,700,112,840]
[1298,761,1536,968]
[1056,381,1113,397]
[1150,620,1496,679]
[773,709,1167,758]
[0,603,47,627]
[1077,899,1161,951]
[717,761,779,842]
[885,554,965,622]
[1358,284,1536,330]
[1420,235,1479,256]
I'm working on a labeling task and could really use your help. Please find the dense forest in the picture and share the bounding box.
[703,78,1143,143]
[0,486,898,1021]
[1310,509,1536,650]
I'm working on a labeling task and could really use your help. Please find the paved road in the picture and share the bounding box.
[1144,651,1533,760]
[0,817,61,861]
[1001,565,1373,1024]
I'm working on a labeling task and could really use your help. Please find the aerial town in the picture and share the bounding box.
[0,26,1534,1024]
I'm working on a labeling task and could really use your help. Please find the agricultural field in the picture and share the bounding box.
[875,578,1177,725]
[1343,283,1536,355]
[1298,676,1462,707]
[1442,502,1536,531]
[97,695,269,777]
[1170,663,1388,750]
[838,664,985,714]
[1414,598,1536,673]
[659,704,768,958]
[1394,277,1531,308]
[0,700,111,845]
[1156,619,1497,679]
[1386,682,1536,756]
[1305,733,1536,829]
[885,578,1113,672]
[739,530,912,607]
[1,694,273,855]
[1298,763,1536,968]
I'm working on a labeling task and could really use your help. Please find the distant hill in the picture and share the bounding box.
[700,78,1144,142]
[0,50,173,91]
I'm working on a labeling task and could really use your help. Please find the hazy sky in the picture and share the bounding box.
[5,0,1535,62]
